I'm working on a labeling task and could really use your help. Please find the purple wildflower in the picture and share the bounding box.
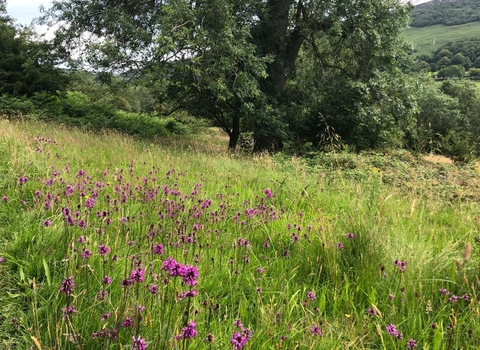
[448,295,459,303]
[132,335,148,350]
[2,196,8,202]
[130,267,146,283]
[385,324,402,339]
[152,243,164,255]
[122,317,134,328]
[60,275,75,296]
[85,198,95,209]
[102,276,112,285]
[307,291,316,300]
[97,289,109,301]
[62,305,77,318]
[43,219,51,227]
[439,288,450,296]
[121,278,134,287]
[180,290,198,299]
[148,284,159,294]
[394,260,407,272]
[18,176,28,186]
[180,265,199,286]
[336,243,344,250]
[182,321,197,339]
[101,312,111,320]
[162,257,182,277]
[407,338,418,349]
[230,332,247,350]
[346,232,355,239]
[233,319,244,329]
[310,324,322,336]
[81,248,92,259]
[98,244,110,257]
[264,188,273,198]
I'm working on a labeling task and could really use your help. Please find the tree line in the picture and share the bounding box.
[1,0,480,161]
[410,0,480,27]
[412,39,480,78]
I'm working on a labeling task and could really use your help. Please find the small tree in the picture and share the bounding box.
[437,65,465,78]
[435,57,451,71]
[451,53,471,70]
[469,68,480,79]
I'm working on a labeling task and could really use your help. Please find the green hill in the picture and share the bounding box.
[410,0,480,27]
[403,22,480,57]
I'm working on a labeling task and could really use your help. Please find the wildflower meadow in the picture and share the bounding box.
[1,120,480,349]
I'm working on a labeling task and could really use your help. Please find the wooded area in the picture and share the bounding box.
[410,0,480,27]
[1,0,480,161]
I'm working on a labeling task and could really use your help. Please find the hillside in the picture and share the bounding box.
[403,21,480,57]
[410,0,480,27]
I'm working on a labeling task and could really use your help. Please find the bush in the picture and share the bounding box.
[437,65,465,78]
[469,68,480,79]
[440,130,477,163]
[0,95,35,117]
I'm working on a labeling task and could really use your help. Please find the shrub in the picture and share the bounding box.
[0,95,35,117]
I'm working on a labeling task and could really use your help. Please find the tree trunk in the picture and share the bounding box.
[252,0,305,153]
[228,111,240,151]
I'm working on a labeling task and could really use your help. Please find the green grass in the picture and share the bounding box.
[1,119,480,349]
[403,22,480,57]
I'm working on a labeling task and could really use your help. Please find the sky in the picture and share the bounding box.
[5,0,52,26]
[6,0,433,26]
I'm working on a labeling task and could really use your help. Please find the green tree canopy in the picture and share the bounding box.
[42,0,412,152]
[0,6,68,97]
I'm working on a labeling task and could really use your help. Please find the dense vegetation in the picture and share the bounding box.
[2,120,480,349]
[41,0,413,152]
[411,39,480,76]
[410,0,480,27]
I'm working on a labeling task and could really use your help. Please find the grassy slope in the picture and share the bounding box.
[1,119,480,349]
[403,22,480,57]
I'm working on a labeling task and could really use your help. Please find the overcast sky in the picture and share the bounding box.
[6,0,432,26]
[5,0,52,26]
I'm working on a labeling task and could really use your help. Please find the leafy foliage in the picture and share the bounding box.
[411,39,480,74]
[410,0,480,27]
[409,76,480,162]
[0,12,68,96]
[42,0,412,152]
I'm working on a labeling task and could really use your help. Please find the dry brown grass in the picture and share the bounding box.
[423,154,454,165]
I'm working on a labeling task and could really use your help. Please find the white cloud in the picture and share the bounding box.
[6,0,52,26]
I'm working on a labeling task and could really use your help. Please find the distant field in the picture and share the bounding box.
[403,22,480,57]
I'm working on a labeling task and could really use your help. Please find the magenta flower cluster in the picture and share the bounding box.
[386,323,402,339]
[162,257,199,286]
[230,319,253,350]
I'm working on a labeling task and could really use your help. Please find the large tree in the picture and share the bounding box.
[0,3,68,97]
[43,0,411,152]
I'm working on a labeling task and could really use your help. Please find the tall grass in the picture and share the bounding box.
[1,119,480,349]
